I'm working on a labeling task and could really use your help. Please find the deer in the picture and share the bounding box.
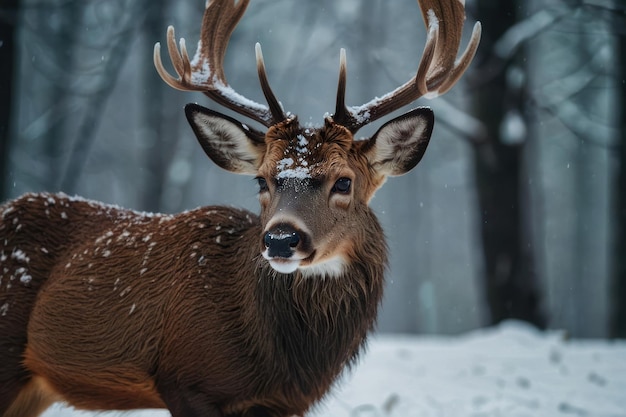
[0,0,480,416]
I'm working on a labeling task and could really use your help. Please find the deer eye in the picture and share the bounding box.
[256,177,268,192]
[331,177,352,194]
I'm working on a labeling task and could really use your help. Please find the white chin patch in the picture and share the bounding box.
[299,256,346,279]
[268,259,301,274]
[263,252,346,277]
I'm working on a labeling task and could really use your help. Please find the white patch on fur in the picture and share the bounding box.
[299,256,346,279]
[267,258,301,274]
[263,253,346,277]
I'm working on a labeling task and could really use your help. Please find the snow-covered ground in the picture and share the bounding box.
[42,321,626,417]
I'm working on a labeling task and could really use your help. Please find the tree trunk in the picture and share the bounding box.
[473,0,547,329]
[40,1,81,190]
[139,0,170,212]
[60,0,151,194]
[0,0,19,200]
[610,21,626,338]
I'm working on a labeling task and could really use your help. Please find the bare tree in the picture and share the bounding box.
[471,0,547,329]
[0,0,19,200]
[490,1,618,336]
[28,0,82,190]
[138,0,185,212]
[60,0,152,193]
[611,5,626,338]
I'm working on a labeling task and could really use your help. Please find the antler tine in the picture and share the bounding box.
[333,0,481,134]
[255,43,287,124]
[333,48,349,124]
[153,0,285,128]
[153,27,188,92]
[434,21,482,95]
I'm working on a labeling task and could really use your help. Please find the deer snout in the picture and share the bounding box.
[264,229,300,259]
[262,223,312,274]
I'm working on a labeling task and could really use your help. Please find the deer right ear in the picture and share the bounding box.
[185,103,266,175]
[364,107,434,177]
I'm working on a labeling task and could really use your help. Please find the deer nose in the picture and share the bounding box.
[264,226,301,258]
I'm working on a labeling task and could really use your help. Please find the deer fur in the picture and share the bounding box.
[0,108,434,417]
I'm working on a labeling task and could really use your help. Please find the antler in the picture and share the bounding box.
[333,0,482,133]
[153,0,285,128]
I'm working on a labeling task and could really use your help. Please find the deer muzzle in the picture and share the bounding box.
[262,221,314,274]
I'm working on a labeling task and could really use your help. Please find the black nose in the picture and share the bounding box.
[264,226,301,258]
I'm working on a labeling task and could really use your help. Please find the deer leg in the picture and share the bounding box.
[165,398,223,417]
[0,326,32,416]
[158,383,224,417]
[0,379,25,417]
[1,376,57,417]
[0,361,24,415]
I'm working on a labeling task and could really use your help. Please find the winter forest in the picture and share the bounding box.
[0,0,624,340]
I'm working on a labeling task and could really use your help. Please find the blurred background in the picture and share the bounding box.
[0,0,623,338]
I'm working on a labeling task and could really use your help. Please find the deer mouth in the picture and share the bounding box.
[266,258,300,274]
[263,251,316,275]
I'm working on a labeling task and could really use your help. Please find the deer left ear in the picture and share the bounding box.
[364,107,434,176]
[185,103,266,175]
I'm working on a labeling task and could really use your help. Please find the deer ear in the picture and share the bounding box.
[364,107,434,176]
[185,103,265,175]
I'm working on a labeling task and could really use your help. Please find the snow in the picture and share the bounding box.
[39,321,625,417]
[426,9,439,33]
[1,205,15,219]
[11,249,30,263]
[277,157,294,171]
[188,39,269,116]
[275,133,314,180]
[276,156,312,180]
[276,166,311,180]
[314,322,626,417]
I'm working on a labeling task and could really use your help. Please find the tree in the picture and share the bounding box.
[611,7,626,338]
[138,0,184,212]
[0,0,19,200]
[60,0,152,194]
[471,0,547,329]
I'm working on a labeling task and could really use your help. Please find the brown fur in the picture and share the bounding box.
[0,188,386,417]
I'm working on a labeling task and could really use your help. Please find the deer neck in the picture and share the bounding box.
[252,208,387,395]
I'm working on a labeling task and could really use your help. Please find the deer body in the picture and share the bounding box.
[2,192,384,416]
[0,0,480,415]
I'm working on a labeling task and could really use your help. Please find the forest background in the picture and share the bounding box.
[0,0,624,338]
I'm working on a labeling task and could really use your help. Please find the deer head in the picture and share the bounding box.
[154,0,481,276]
